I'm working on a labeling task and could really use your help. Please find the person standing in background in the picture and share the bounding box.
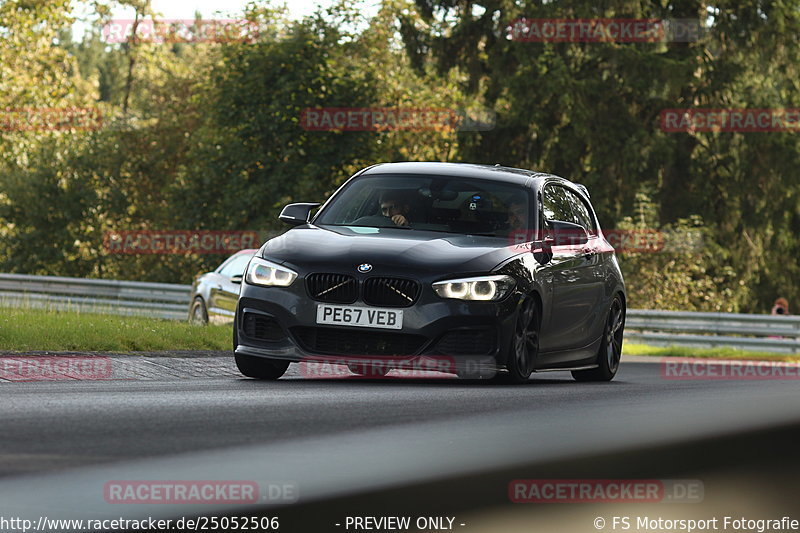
[771,297,790,316]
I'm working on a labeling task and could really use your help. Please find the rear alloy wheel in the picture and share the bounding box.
[572,295,625,382]
[189,297,208,325]
[347,362,390,377]
[501,299,539,383]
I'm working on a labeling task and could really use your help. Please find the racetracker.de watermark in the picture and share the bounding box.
[103,230,260,255]
[299,355,496,379]
[0,107,102,132]
[508,229,703,253]
[662,358,800,380]
[508,18,702,43]
[104,480,298,504]
[102,19,258,44]
[0,357,112,381]
[661,109,800,132]
[299,107,496,132]
[509,479,704,503]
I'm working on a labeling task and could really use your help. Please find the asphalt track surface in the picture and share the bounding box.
[1,354,800,531]
[0,355,797,475]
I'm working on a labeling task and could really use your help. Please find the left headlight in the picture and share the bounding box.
[245,257,298,287]
[432,275,515,301]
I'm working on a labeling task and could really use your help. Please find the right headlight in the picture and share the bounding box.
[432,275,515,301]
[245,256,297,287]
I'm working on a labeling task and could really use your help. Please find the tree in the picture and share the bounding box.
[396,0,800,312]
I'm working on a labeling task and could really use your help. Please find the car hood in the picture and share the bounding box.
[261,225,523,276]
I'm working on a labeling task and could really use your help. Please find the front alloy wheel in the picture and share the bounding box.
[572,295,625,382]
[503,299,539,383]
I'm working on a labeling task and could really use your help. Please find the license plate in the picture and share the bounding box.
[316,304,403,330]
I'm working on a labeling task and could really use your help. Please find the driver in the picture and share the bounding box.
[379,191,412,227]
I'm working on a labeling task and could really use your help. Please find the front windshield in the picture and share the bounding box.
[314,174,533,237]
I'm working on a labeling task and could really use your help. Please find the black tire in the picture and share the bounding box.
[347,362,390,377]
[189,297,208,325]
[572,294,625,382]
[233,323,289,379]
[498,298,539,383]
[233,318,238,351]
[235,353,290,380]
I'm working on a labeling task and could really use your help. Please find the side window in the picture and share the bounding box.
[564,188,596,234]
[219,254,252,278]
[542,185,573,224]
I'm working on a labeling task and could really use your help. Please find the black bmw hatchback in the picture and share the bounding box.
[234,162,626,383]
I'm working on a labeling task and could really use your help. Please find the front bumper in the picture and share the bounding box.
[234,277,520,371]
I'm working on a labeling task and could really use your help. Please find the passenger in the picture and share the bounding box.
[507,201,529,231]
[506,201,531,243]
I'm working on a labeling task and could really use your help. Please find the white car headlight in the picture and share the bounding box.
[245,257,297,287]
[432,275,515,301]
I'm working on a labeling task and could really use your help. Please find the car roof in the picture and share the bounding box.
[359,162,561,187]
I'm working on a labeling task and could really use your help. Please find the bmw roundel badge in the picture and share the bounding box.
[357,263,372,273]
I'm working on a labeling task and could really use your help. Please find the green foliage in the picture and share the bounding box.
[172,6,382,232]
[0,0,798,314]
[615,190,739,311]
[398,0,800,312]
[1,1,464,282]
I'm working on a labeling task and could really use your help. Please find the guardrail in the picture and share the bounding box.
[1,273,799,353]
[626,309,800,354]
[0,273,191,320]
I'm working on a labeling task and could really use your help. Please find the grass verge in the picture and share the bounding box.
[1,307,796,359]
[624,343,799,362]
[0,307,230,352]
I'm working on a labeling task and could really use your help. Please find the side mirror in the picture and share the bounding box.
[548,220,589,246]
[533,243,553,265]
[279,203,321,226]
[230,274,243,285]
